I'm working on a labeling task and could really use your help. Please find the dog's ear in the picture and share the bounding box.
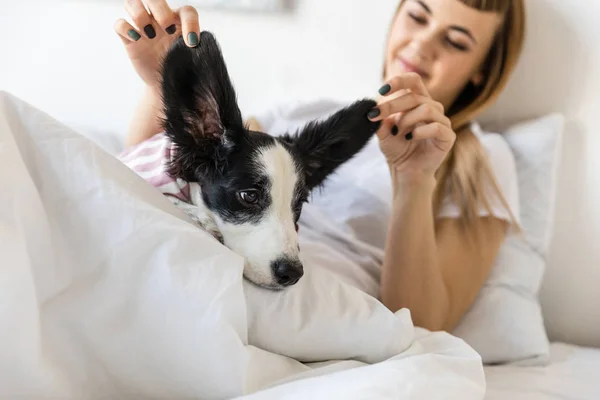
[160,31,244,182]
[284,100,381,191]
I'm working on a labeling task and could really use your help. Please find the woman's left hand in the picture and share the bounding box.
[368,73,456,180]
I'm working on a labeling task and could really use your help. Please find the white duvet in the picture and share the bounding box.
[0,91,486,399]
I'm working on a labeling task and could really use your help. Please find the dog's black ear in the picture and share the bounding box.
[160,31,244,182]
[284,100,381,191]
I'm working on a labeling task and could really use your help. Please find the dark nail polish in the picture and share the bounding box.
[128,29,141,41]
[368,108,381,119]
[378,84,391,96]
[391,125,399,136]
[166,24,177,35]
[188,32,199,46]
[405,132,413,141]
[144,24,156,39]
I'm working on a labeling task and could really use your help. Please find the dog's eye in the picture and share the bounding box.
[237,190,259,206]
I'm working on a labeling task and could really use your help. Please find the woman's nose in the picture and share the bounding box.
[410,31,436,60]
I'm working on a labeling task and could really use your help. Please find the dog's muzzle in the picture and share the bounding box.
[271,258,304,287]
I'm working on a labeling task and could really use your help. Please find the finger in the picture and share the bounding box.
[178,5,200,47]
[379,72,430,98]
[397,102,451,136]
[114,18,142,44]
[375,117,398,141]
[144,0,177,34]
[409,122,456,147]
[125,0,156,39]
[368,92,437,121]
[246,117,263,131]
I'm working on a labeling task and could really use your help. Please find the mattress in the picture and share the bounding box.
[484,343,600,399]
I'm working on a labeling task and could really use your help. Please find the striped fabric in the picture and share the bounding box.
[118,133,191,203]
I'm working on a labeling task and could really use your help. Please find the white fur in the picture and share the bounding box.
[219,143,300,287]
[185,144,301,288]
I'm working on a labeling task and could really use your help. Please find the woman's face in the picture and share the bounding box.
[385,0,503,108]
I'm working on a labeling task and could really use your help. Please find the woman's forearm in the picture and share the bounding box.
[380,170,449,331]
[125,86,164,147]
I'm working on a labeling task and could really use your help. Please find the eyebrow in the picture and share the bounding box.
[415,0,479,45]
[416,0,432,13]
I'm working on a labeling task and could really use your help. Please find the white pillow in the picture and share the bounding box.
[505,114,564,255]
[245,235,414,364]
[452,113,564,365]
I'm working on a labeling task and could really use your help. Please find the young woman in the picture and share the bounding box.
[114,0,525,332]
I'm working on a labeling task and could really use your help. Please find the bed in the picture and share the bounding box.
[4,83,598,399]
[2,0,599,396]
[484,343,600,399]
[0,91,489,399]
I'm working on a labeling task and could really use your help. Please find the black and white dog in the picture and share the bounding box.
[149,32,380,289]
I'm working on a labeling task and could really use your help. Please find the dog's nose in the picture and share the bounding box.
[272,259,304,286]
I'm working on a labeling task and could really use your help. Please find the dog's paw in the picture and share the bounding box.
[194,217,224,244]
[186,211,224,244]
[169,197,224,244]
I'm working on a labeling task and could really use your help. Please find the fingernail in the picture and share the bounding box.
[188,32,199,46]
[378,84,391,96]
[144,24,156,39]
[368,108,381,119]
[405,132,413,141]
[166,24,177,35]
[391,125,399,136]
[128,29,141,41]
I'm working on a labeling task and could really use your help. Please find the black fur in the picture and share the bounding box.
[281,100,381,191]
[159,32,381,224]
[199,133,276,225]
[160,32,244,183]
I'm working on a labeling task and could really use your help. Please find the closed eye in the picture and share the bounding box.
[446,38,469,51]
[409,13,470,52]
[408,12,427,25]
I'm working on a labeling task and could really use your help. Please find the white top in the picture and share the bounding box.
[253,99,520,297]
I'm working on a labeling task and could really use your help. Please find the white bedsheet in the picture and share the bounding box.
[0,91,486,399]
[485,343,600,400]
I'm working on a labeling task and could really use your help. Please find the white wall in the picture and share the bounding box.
[1,0,599,347]
[0,0,399,134]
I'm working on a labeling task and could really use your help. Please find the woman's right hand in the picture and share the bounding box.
[114,0,201,91]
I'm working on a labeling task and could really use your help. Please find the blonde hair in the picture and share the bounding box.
[388,0,525,231]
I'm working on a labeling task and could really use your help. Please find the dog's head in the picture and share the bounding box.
[161,32,380,289]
